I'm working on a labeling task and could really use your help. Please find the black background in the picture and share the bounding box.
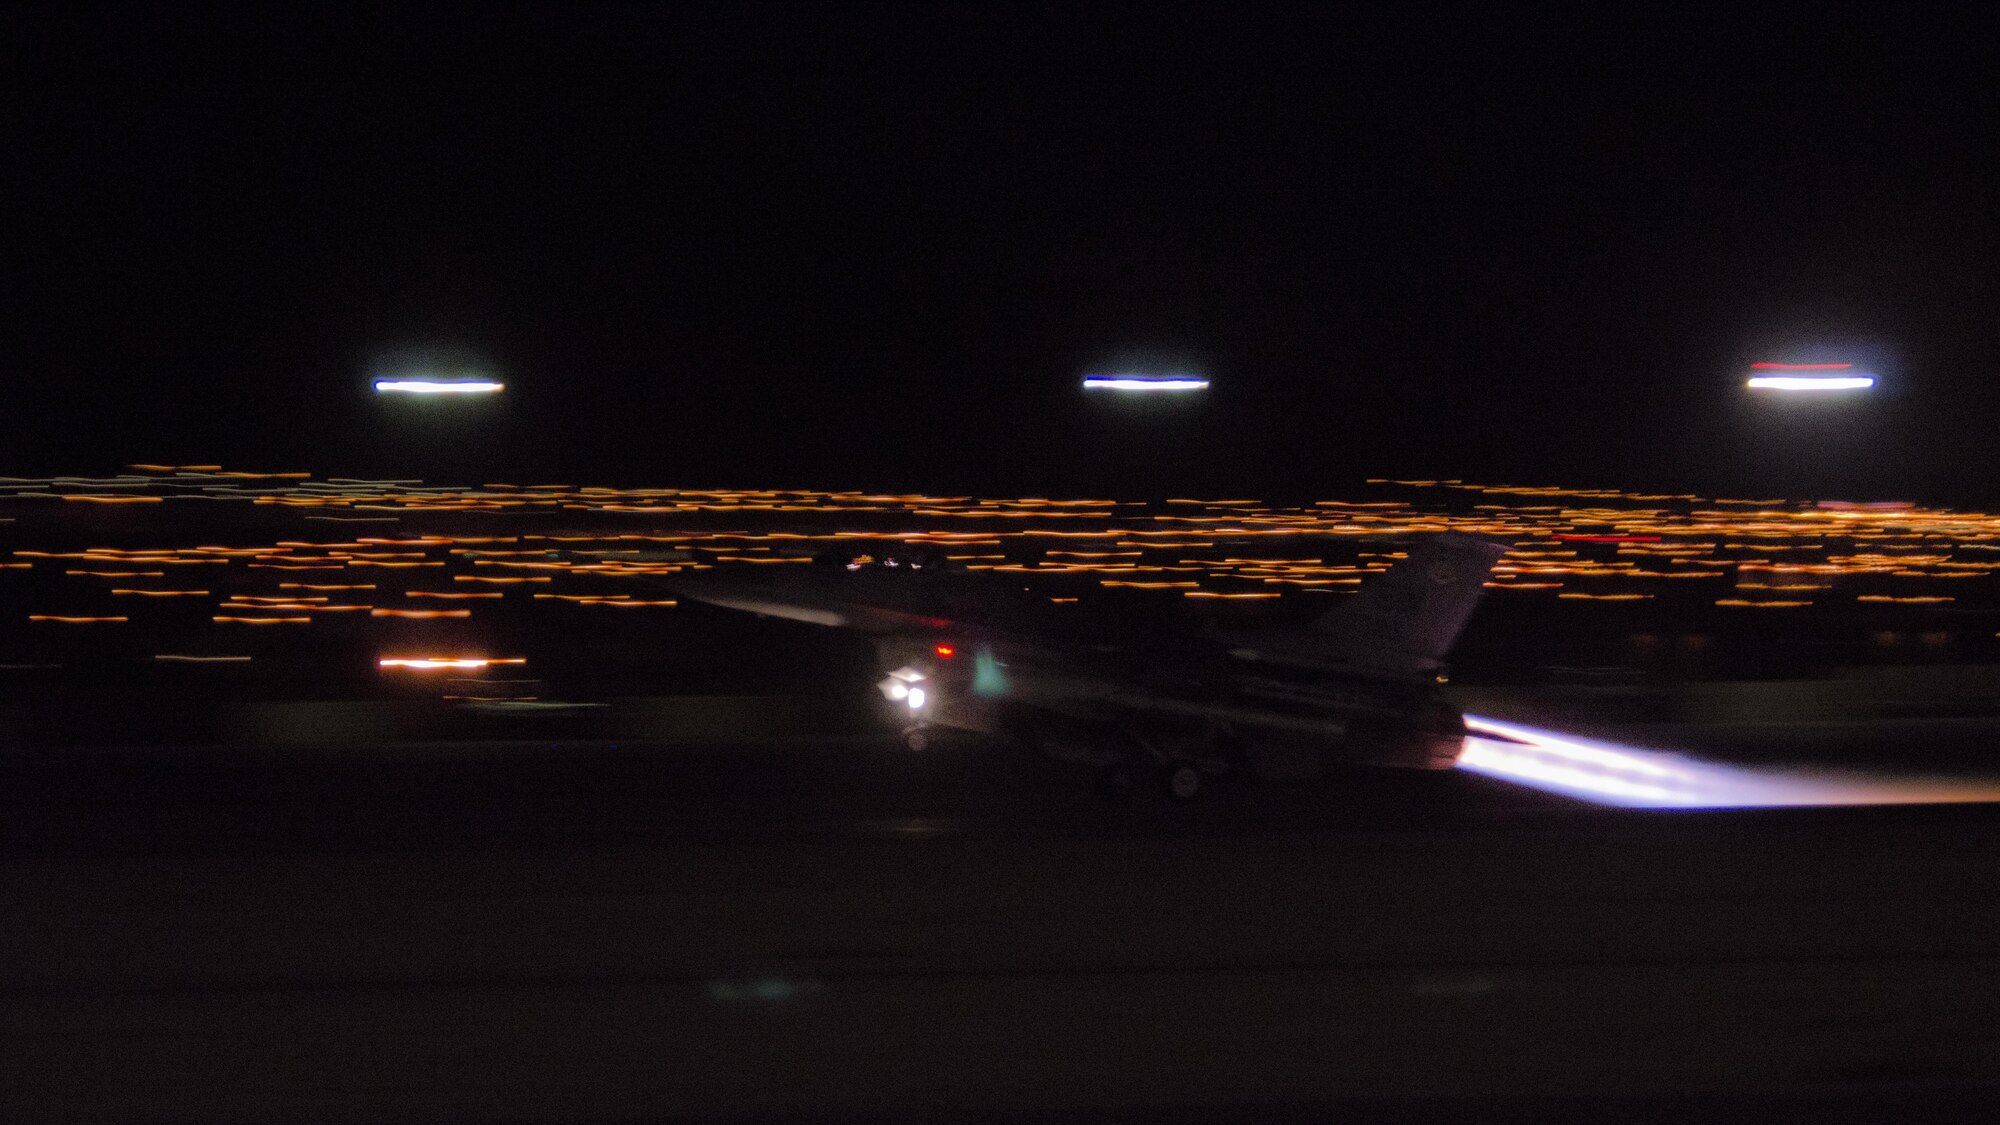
[9,4,1995,500]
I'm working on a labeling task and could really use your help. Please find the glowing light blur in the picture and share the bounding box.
[372,380,505,395]
[1082,377,1210,392]
[1459,714,2000,809]
[878,666,925,701]
[9,468,2000,691]
[379,658,527,670]
[1746,376,1875,391]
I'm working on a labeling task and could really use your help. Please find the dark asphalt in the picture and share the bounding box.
[7,737,2000,1123]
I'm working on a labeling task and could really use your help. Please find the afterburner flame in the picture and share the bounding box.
[1459,714,2000,809]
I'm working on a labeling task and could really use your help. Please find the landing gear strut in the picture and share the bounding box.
[1097,761,1138,803]
[1098,757,1204,804]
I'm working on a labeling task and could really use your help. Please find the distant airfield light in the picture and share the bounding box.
[1082,376,1210,392]
[373,379,505,395]
[1747,376,1876,391]
[379,657,527,670]
[1745,363,1874,392]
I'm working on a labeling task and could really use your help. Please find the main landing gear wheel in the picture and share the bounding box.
[1097,760,1204,804]
[901,725,931,753]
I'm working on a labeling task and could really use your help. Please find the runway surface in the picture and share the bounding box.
[8,736,2000,1123]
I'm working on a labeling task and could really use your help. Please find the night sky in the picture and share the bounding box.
[9,5,1996,501]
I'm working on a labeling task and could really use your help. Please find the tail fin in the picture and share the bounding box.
[1306,532,1509,673]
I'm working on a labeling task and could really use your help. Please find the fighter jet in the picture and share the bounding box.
[671,532,1509,800]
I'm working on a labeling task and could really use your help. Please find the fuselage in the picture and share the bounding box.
[676,563,1467,775]
[877,630,1466,774]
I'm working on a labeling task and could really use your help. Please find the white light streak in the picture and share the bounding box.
[379,657,526,670]
[373,380,506,395]
[1459,713,2000,809]
[1082,377,1210,392]
[1745,376,1875,391]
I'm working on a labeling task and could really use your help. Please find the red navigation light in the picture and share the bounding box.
[934,644,956,658]
[1750,363,1852,370]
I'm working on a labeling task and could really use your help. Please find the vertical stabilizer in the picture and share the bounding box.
[1305,532,1509,672]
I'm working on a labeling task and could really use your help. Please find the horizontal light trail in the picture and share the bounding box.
[1082,376,1210,392]
[1459,713,2000,809]
[379,657,527,670]
[1746,375,1875,391]
[372,380,505,394]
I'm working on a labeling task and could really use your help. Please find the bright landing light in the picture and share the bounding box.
[373,380,505,395]
[1458,714,2000,809]
[1082,376,1210,392]
[379,657,526,670]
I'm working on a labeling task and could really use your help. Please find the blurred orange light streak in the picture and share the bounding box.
[281,583,376,590]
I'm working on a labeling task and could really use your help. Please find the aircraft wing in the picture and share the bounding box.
[675,532,1509,678]
[668,569,972,634]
